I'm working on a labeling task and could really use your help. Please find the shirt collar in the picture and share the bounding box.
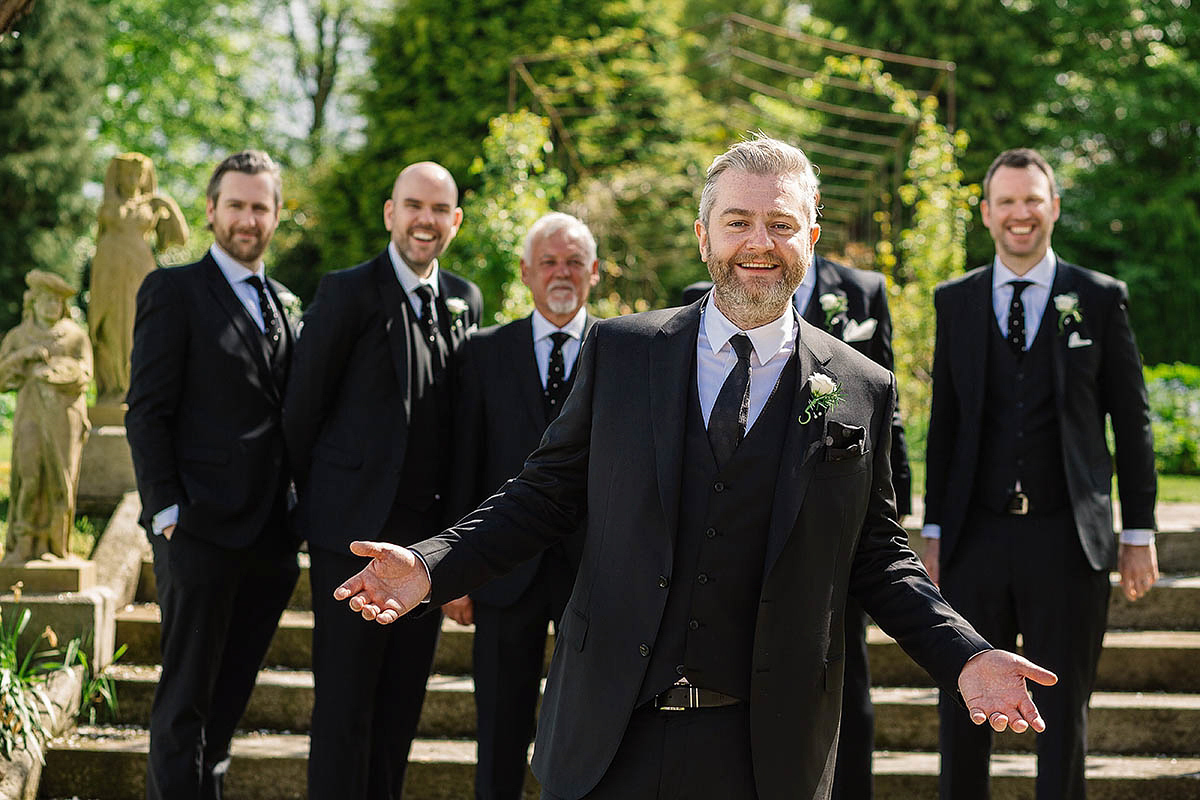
[388,240,440,297]
[703,299,796,365]
[532,306,587,341]
[210,243,265,285]
[993,247,1057,291]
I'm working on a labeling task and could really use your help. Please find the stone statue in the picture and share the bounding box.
[89,153,188,402]
[0,271,93,563]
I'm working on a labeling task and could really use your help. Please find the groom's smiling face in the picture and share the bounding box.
[695,168,819,323]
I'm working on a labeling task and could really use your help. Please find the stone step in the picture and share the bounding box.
[111,606,1200,694]
[42,727,1200,800]
[867,628,1200,693]
[102,663,1200,756]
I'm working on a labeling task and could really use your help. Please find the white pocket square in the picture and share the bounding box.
[1068,331,1093,349]
[842,318,877,343]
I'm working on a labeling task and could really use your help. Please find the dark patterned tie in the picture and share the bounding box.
[245,275,283,355]
[708,332,754,468]
[1007,280,1033,357]
[543,331,572,421]
[413,284,446,373]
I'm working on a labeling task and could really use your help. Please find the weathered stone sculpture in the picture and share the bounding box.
[89,153,188,402]
[0,271,93,563]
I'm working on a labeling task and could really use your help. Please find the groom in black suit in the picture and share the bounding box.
[922,148,1159,800]
[441,212,599,800]
[334,136,1056,800]
[283,161,482,800]
[678,249,910,800]
[127,150,299,800]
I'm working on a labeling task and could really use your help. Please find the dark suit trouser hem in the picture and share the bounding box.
[308,547,442,800]
[938,507,1109,800]
[146,527,298,800]
[473,558,570,800]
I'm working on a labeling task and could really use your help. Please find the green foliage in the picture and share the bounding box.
[76,641,127,726]
[1144,363,1200,475]
[453,111,566,324]
[0,0,104,331]
[0,606,73,764]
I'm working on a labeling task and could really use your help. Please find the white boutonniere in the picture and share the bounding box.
[276,288,304,329]
[798,371,844,424]
[445,296,471,330]
[818,293,848,330]
[1053,292,1083,333]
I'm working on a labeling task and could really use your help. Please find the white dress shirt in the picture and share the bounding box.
[697,300,797,432]
[532,307,587,387]
[792,261,819,317]
[388,240,440,318]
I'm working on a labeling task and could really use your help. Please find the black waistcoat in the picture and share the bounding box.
[974,313,1069,514]
[394,301,452,514]
[638,350,797,705]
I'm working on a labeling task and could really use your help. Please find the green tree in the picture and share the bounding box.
[0,0,104,329]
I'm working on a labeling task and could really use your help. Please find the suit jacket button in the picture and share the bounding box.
[697,573,709,585]
[706,527,717,538]
[639,643,650,657]
[658,575,669,588]
[713,481,725,492]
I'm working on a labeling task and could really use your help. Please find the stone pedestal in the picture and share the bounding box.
[0,584,117,669]
[77,400,137,514]
[0,556,96,594]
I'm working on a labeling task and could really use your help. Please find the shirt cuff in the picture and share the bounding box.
[152,505,179,536]
[409,548,433,604]
[921,523,942,540]
[1119,529,1155,546]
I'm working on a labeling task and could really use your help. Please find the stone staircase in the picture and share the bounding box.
[42,519,1200,799]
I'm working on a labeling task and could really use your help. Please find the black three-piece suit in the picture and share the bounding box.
[283,249,481,799]
[448,312,596,799]
[924,259,1157,799]
[126,252,300,800]
[411,301,988,800]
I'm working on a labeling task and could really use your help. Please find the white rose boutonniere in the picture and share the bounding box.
[1053,292,1082,332]
[277,288,304,330]
[798,371,844,424]
[818,293,848,330]
[445,296,471,330]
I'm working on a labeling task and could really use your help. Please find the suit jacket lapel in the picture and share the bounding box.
[437,272,470,352]
[202,256,279,403]
[649,304,699,543]
[1047,258,1074,419]
[798,257,831,327]
[512,316,546,432]
[960,268,993,427]
[764,319,832,577]
[375,253,413,421]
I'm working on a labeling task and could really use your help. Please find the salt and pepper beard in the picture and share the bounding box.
[705,245,810,330]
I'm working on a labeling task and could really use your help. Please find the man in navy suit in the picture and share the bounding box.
[284,161,482,800]
[127,150,299,800]
[442,211,599,800]
[922,148,1159,799]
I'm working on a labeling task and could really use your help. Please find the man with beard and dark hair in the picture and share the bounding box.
[284,161,482,800]
[328,136,1056,800]
[127,150,300,800]
[441,211,600,800]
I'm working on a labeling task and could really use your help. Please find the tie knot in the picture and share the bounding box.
[245,275,265,292]
[413,284,435,303]
[549,331,571,350]
[1009,280,1033,299]
[729,332,754,362]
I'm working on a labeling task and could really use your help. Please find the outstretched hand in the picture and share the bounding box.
[333,541,432,625]
[958,650,1057,733]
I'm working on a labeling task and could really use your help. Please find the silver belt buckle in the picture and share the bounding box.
[1006,491,1029,515]
[656,677,694,712]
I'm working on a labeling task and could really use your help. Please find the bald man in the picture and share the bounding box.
[284,162,483,800]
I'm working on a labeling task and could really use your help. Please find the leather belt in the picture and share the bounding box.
[652,685,741,712]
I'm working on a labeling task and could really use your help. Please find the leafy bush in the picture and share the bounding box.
[0,606,72,764]
[1144,363,1200,475]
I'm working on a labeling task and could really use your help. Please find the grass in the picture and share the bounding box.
[908,460,1200,505]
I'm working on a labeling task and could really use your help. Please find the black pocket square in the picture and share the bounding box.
[824,421,867,461]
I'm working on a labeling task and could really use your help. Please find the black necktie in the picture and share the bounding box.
[1007,280,1033,356]
[543,331,572,421]
[245,275,282,355]
[708,332,754,468]
[413,284,446,373]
